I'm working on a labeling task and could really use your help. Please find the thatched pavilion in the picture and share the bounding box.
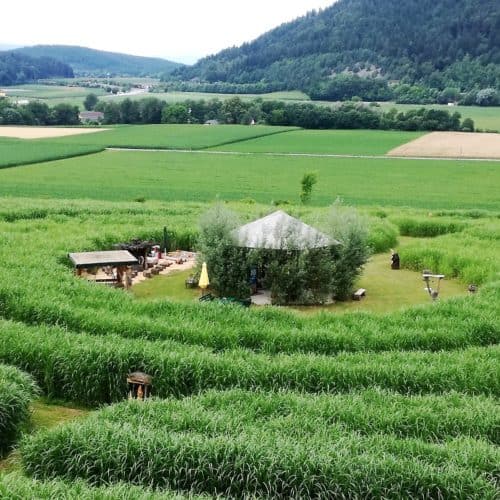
[231,211,340,304]
[232,210,338,251]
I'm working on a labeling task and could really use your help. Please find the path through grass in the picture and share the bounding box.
[0,400,89,474]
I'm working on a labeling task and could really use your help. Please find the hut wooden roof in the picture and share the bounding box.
[68,250,138,269]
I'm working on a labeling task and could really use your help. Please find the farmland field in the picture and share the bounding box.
[0,149,498,209]
[57,123,296,150]
[0,121,498,497]
[211,129,424,155]
[1,84,107,105]
[377,101,500,132]
[0,137,104,169]
[0,124,295,169]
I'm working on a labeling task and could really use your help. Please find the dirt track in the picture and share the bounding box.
[388,132,500,159]
[0,126,108,139]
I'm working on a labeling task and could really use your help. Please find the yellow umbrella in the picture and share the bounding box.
[198,262,210,292]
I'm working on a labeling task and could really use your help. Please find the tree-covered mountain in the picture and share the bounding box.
[168,0,500,97]
[13,45,183,77]
[0,52,74,86]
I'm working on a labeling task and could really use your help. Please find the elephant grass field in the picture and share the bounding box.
[0,124,499,497]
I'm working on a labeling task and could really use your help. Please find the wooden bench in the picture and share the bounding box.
[352,288,366,300]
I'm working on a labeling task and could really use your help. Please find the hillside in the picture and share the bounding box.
[168,0,500,96]
[13,45,183,77]
[0,52,73,86]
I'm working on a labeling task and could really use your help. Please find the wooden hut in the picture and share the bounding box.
[69,250,138,289]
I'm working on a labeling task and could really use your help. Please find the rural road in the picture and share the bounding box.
[106,147,500,162]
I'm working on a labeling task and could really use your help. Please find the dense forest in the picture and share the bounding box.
[167,0,500,101]
[0,52,73,86]
[13,46,182,77]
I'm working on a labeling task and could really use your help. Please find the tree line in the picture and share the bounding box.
[163,74,500,107]
[0,93,475,131]
[91,96,474,132]
[0,99,79,126]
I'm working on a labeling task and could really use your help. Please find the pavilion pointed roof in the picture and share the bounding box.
[232,210,338,250]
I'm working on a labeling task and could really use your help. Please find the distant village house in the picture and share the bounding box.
[79,111,104,123]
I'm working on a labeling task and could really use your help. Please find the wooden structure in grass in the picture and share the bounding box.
[114,239,157,270]
[69,250,138,289]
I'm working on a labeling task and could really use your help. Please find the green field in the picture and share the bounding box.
[0,149,498,209]
[378,102,500,132]
[2,84,107,102]
[0,137,103,169]
[57,124,296,149]
[212,129,424,155]
[0,119,498,497]
[0,124,295,169]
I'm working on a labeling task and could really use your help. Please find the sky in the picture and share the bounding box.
[1,0,335,64]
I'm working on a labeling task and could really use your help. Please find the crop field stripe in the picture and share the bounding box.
[1,151,498,209]
[106,146,500,162]
[0,146,105,170]
[196,127,298,150]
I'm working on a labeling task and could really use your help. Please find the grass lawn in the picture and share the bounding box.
[132,269,200,302]
[0,149,498,209]
[0,400,89,474]
[131,250,468,314]
[212,129,424,155]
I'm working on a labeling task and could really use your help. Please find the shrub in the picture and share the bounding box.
[367,219,398,253]
[394,217,467,237]
[0,364,38,453]
[328,201,370,299]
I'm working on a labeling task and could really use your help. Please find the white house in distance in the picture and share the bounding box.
[79,111,104,123]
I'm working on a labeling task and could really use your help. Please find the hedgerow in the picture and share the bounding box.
[393,216,468,237]
[0,473,205,499]
[0,320,498,405]
[0,364,38,453]
[21,392,499,498]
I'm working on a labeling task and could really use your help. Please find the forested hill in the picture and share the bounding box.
[0,52,73,86]
[169,0,500,95]
[13,45,183,77]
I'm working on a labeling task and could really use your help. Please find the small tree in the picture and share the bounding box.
[327,200,370,300]
[197,204,250,299]
[83,93,98,111]
[300,172,318,205]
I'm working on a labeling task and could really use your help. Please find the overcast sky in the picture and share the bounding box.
[1,0,335,64]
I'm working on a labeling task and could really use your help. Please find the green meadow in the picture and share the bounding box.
[58,124,296,150]
[0,124,294,169]
[212,129,424,155]
[0,149,498,209]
